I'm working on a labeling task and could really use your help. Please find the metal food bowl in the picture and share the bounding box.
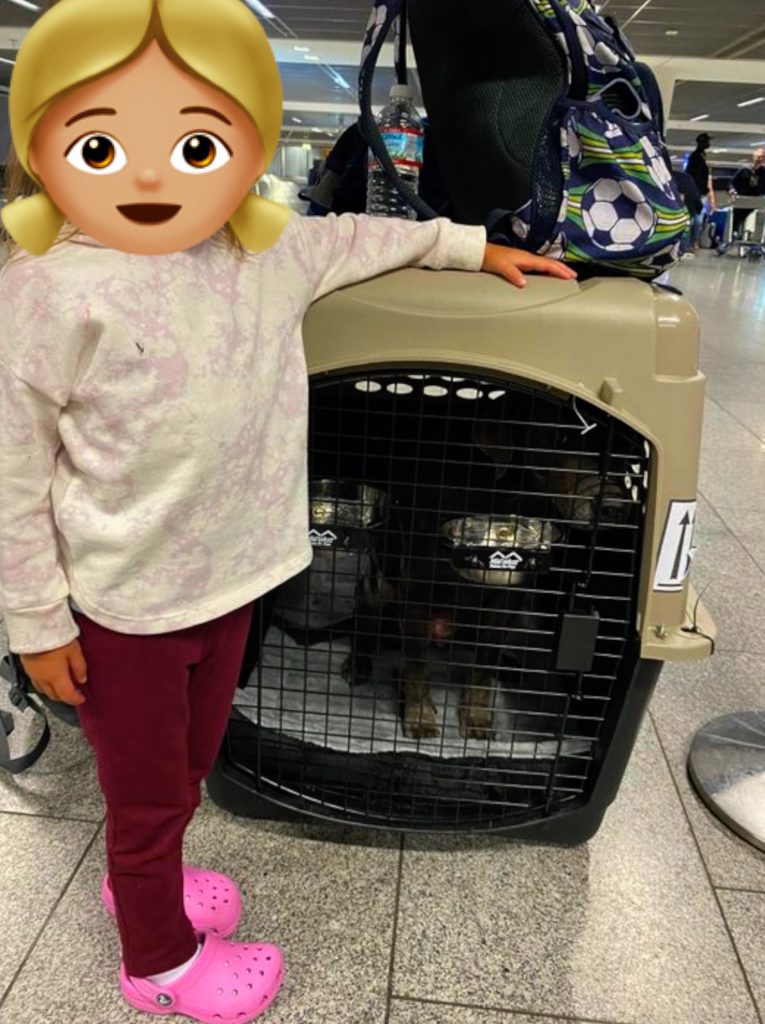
[308,479,390,554]
[441,514,557,586]
[310,479,389,531]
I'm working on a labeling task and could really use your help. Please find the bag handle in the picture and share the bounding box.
[0,654,51,774]
[358,0,439,220]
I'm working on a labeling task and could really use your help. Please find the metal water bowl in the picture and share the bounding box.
[309,480,389,551]
[441,515,557,586]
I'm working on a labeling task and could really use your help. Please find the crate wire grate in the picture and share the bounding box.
[232,368,650,830]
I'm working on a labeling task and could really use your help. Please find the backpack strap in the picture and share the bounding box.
[358,0,439,220]
[634,61,665,135]
[0,654,51,774]
[393,0,408,86]
[543,0,589,101]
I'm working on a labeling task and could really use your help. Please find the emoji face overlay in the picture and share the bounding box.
[28,40,266,255]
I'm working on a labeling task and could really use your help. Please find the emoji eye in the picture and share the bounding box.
[171,133,231,174]
[65,134,127,175]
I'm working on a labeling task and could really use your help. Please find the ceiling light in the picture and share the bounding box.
[293,45,311,53]
[291,116,303,124]
[0,57,17,66]
[665,29,679,36]
[690,114,709,122]
[242,0,275,17]
[304,54,320,61]
[738,97,765,108]
[4,0,40,10]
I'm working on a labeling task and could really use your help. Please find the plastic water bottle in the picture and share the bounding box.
[366,84,425,220]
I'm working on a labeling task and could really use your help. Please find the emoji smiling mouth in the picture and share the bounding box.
[117,203,182,224]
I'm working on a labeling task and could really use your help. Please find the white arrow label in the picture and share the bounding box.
[653,500,697,592]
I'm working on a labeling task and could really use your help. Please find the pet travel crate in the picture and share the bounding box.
[208,269,714,842]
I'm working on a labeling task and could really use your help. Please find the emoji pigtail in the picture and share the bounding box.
[1,192,66,257]
[227,192,293,253]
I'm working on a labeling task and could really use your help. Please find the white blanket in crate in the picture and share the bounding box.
[234,627,591,760]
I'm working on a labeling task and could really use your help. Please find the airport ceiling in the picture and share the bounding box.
[1,0,763,159]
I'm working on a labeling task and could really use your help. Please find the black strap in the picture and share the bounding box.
[358,0,439,220]
[394,1,408,85]
[0,656,51,774]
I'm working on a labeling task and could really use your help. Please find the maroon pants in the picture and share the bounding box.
[74,600,255,978]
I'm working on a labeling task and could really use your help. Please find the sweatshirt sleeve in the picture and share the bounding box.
[0,259,80,654]
[295,212,488,302]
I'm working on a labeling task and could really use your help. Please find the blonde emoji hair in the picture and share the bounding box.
[2,0,291,256]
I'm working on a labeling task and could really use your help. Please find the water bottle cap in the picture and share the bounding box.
[389,84,414,101]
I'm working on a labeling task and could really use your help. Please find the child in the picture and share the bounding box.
[0,1,575,1021]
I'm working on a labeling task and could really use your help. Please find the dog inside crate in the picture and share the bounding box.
[234,369,648,787]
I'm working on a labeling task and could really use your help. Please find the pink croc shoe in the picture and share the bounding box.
[102,866,242,938]
[119,932,284,1023]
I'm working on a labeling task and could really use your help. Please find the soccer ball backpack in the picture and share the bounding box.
[359,0,689,278]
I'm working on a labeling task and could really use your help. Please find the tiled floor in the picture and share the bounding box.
[1,250,765,1024]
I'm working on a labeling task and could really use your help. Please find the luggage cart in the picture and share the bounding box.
[715,195,765,260]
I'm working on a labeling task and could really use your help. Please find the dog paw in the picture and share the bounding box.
[458,705,494,740]
[403,702,440,739]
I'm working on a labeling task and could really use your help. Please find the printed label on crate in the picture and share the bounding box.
[653,499,697,592]
[488,550,525,571]
[309,528,338,549]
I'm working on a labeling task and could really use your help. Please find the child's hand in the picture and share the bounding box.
[20,640,88,707]
[481,243,578,289]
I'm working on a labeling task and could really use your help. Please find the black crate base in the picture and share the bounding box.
[207,657,662,844]
[209,368,658,842]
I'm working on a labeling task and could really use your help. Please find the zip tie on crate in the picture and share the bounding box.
[680,582,716,655]
[572,397,597,436]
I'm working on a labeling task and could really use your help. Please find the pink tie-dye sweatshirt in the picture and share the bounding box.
[0,212,487,654]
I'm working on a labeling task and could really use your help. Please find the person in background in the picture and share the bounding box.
[306,157,323,188]
[672,168,703,256]
[729,147,765,239]
[685,132,717,251]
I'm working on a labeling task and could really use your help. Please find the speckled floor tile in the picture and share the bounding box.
[705,366,765,405]
[651,652,765,891]
[389,1001,583,1023]
[0,797,395,1024]
[691,492,728,544]
[718,890,765,1018]
[714,508,765,573]
[697,325,765,359]
[0,826,129,1024]
[0,687,104,821]
[700,400,762,452]
[685,515,765,653]
[715,401,765,442]
[182,803,395,1023]
[392,722,758,1024]
[668,254,765,333]
[0,813,99,1003]
[698,449,765,511]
